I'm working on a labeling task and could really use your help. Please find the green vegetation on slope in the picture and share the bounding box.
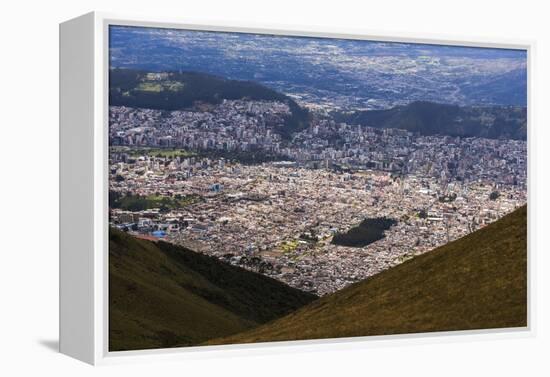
[109,69,309,138]
[332,217,397,247]
[110,146,196,158]
[333,101,527,140]
[109,191,201,212]
[109,229,317,351]
[209,205,527,345]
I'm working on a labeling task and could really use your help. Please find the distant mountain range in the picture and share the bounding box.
[333,101,527,140]
[109,228,316,351]
[109,69,309,138]
[207,205,527,345]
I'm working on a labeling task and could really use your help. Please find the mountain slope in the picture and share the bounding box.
[334,101,527,140]
[109,229,317,351]
[209,205,527,345]
[109,69,309,138]
[461,68,527,106]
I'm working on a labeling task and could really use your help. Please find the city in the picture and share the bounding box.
[109,100,527,295]
[105,24,529,351]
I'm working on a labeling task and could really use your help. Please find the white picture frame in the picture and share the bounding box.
[60,11,535,365]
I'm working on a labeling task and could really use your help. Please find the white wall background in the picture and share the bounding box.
[0,0,548,375]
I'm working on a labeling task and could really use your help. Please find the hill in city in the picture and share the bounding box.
[109,228,317,351]
[109,69,309,138]
[208,205,527,345]
[333,101,527,140]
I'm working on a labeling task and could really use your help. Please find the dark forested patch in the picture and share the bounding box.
[332,217,398,247]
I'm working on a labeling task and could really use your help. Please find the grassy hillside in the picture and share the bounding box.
[109,229,316,351]
[333,101,527,140]
[209,205,527,345]
[109,69,309,138]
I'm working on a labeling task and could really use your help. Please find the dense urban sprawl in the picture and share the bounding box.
[109,101,527,295]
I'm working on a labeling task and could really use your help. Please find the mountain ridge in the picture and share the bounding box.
[109,228,317,351]
[109,68,309,138]
[207,205,527,345]
[332,101,527,140]
[110,70,526,141]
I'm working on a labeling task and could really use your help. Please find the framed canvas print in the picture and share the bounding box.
[59,12,532,365]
